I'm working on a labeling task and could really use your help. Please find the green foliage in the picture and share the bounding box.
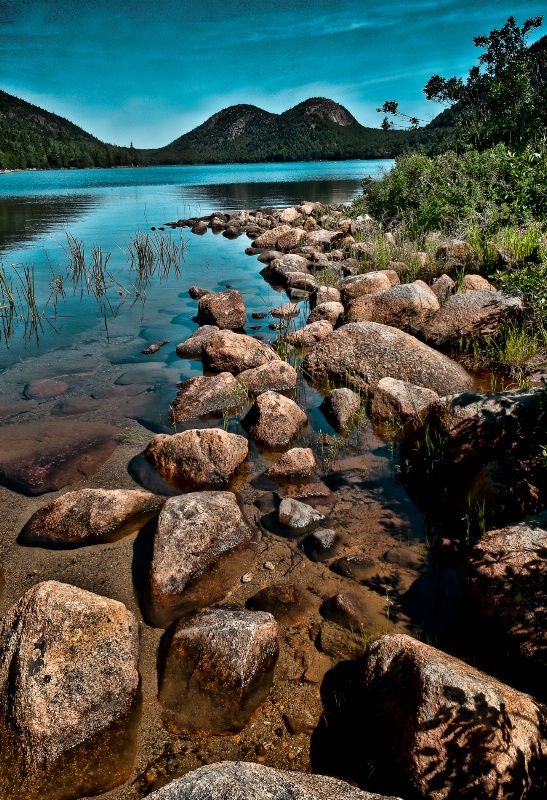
[423,15,546,151]
[356,144,547,234]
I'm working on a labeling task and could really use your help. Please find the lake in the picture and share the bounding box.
[0,160,391,374]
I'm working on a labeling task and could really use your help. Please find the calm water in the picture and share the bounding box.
[0,160,391,372]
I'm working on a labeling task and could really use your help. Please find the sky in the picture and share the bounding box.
[0,0,545,148]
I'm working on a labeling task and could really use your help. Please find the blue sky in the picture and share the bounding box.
[0,1,545,147]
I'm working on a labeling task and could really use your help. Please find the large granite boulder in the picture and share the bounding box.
[422,290,523,348]
[197,289,247,329]
[243,391,307,448]
[143,429,248,490]
[203,330,280,374]
[253,225,293,248]
[277,227,306,250]
[464,511,547,673]
[146,761,403,799]
[19,488,164,547]
[0,581,139,799]
[363,633,547,800]
[148,492,256,627]
[158,608,278,733]
[171,373,243,423]
[304,322,472,396]
[346,281,439,331]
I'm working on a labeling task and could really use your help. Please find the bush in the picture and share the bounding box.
[354,144,547,235]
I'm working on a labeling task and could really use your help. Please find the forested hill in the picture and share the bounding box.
[143,98,421,163]
[0,91,137,170]
[0,92,421,170]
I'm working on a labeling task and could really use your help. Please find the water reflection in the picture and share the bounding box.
[0,194,99,253]
[181,179,362,212]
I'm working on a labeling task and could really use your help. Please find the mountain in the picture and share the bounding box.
[0,92,420,171]
[0,90,137,170]
[143,98,420,164]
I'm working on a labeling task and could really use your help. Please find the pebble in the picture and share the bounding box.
[264,561,276,571]
[241,573,253,583]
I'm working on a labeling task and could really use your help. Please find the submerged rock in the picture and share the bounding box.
[171,372,242,423]
[19,488,164,547]
[148,492,256,627]
[158,608,278,734]
[0,420,117,496]
[0,581,139,800]
[146,761,401,799]
[246,583,317,625]
[303,322,472,396]
[363,633,547,800]
[243,391,307,448]
[197,289,247,329]
[203,330,280,374]
[143,429,248,489]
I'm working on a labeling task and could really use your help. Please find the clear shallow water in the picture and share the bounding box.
[0,160,391,370]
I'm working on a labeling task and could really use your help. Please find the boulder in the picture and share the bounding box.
[285,271,317,290]
[422,290,523,348]
[346,281,439,330]
[188,286,210,299]
[320,592,371,631]
[0,581,139,799]
[145,761,401,800]
[238,361,297,394]
[430,274,455,302]
[307,301,344,326]
[278,497,325,529]
[277,227,306,251]
[171,373,242,423]
[311,285,341,307]
[320,388,361,430]
[158,608,278,733]
[264,447,317,480]
[197,289,247,329]
[19,488,164,548]
[148,492,256,627]
[464,510,547,671]
[363,633,547,799]
[176,325,219,358]
[462,274,496,292]
[339,271,398,302]
[436,239,473,264]
[203,330,280,374]
[143,429,248,490]
[306,229,338,248]
[253,225,293,248]
[243,391,307,448]
[372,377,440,423]
[286,320,333,346]
[303,322,472,396]
[279,206,301,224]
[303,215,319,232]
[261,254,311,283]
